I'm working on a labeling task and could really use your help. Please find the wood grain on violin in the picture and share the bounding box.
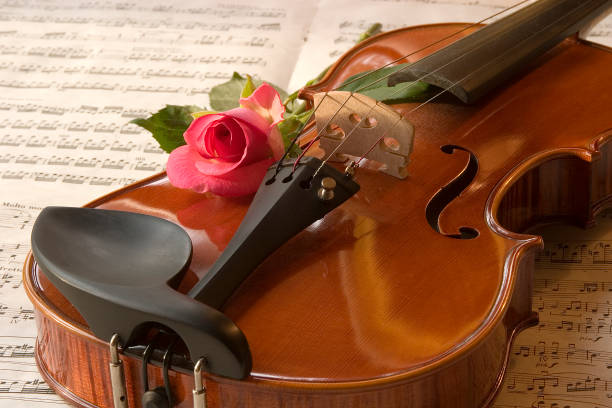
[23,10,612,408]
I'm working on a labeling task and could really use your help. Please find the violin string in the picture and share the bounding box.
[306,6,540,177]
[292,136,320,172]
[274,94,327,175]
[310,0,594,179]
[331,0,533,93]
[276,0,530,176]
[354,0,597,165]
[300,0,536,176]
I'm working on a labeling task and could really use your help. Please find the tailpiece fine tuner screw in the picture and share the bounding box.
[318,177,336,201]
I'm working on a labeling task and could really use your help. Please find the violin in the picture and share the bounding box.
[23,0,612,407]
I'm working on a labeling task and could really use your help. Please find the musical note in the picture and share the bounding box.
[0,169,140,187]
[0,243,29,266]
[533,297,612,319]
[0,343,35,359]
[535,278,612,295]
[512,341,612,368]
[0,378,54,394]
[0,302,35,323]
[501,370,610,394]
[0,208,33,231]
[536,241,612,267]
[0,268,22,289]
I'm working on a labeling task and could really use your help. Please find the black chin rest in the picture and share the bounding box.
[31,207,251,379]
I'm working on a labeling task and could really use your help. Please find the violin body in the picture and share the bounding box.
[24,22,612,408]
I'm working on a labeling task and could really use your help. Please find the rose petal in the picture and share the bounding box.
[231,116,271,164]
[225,107,270,135]
[266,125,284,160]
[225,107,285,161]
[167,145,210,189]
[209,120,245,161]
[170,86,287,197]
[184,114,225,157]
[239,83,285,126]
[167,145,273,196]
[200,158,274,197]
[194,156,239,176]
[193,117,270,176]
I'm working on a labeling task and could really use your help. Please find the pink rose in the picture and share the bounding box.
[167,83,285,196]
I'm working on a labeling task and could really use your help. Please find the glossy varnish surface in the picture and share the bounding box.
[23,23,612,407]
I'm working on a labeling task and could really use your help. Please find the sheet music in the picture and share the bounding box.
[493,211,612,408]
[0,201,66,406]
[0,1,611,407]
[0,0,317,203]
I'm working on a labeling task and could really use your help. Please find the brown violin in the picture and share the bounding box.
[23,0,612,407]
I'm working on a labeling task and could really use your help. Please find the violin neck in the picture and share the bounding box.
[389,0,611,104]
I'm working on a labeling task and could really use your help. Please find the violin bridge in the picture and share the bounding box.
[313,91,414,179]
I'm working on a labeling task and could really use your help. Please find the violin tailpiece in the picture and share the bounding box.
[188,157,360,307]
[313,91,414,179]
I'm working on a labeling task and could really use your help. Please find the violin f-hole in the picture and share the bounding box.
[426,145,479,239]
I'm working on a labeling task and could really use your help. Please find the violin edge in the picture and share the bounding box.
[24,248,538,407]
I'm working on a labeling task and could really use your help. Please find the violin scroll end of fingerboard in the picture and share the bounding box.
[313,91,414,179]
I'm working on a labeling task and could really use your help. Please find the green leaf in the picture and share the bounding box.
[240,75,256,99]
[191,110,217,119]
[293,109,315,124]
[283,89,300,114]
[209,72,246,111]
[209,72,288,111]
[130,105,201,153]
[337,63,431,104]
[277,110,313,158]
[357,23,382,43]
[359,80,430,104]
[277,118,303,158]
[338,64,407,93]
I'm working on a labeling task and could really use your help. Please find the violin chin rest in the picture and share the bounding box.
[31,206,252,380]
